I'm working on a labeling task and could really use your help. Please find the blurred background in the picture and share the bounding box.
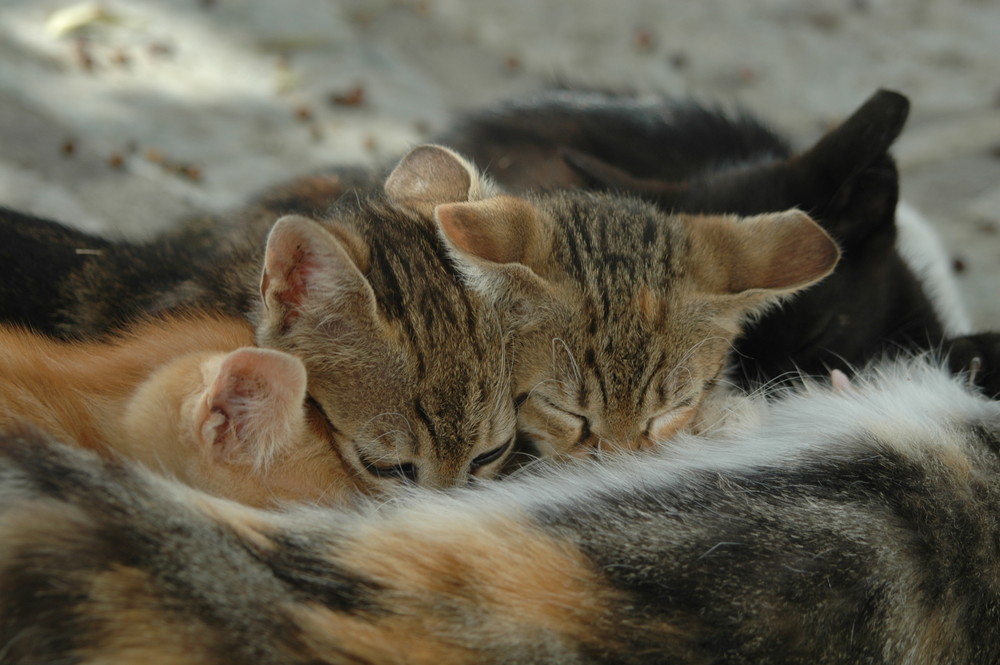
[1,0,998,326]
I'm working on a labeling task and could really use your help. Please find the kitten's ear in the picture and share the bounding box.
[195,348,308,469]
[385,144,488,216]
[791,89,908,242]
[259,215,375,335]
[434,195,553,303]
[435,195,547,265]
[685,209,840,299]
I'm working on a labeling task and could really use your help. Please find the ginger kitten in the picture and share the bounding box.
[0,313,353,507]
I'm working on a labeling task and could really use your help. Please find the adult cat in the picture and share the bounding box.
[1,357,998,663]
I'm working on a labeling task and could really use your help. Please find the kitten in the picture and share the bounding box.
[438,88,1000,396]
[432,189,838,456]
[0,148,522,490]
[0,313,353,507]
[2,357,999,664]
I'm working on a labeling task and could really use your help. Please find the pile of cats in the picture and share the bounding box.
[1,87,1000,663]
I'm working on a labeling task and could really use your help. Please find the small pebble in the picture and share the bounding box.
[668,51,688,70]
[330,85,365,107]
[110,48,130,68]
[294,105,314,122]
[634,29,655,52]
[74,38,94,71]
[148,42,175,58]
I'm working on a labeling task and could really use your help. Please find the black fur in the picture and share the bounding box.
[438,88,1000,392]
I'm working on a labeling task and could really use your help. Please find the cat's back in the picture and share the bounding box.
[3,361,1000,663]
[439,88,790,190]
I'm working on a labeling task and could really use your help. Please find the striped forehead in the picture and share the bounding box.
[545,192,685,294]
[359,204,500,373]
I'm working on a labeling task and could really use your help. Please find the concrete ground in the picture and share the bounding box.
[1,0,998,328]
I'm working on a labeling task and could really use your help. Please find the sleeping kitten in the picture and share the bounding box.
[0,313,353,508]
[1,147,520,490]
[432,188,838,456]
[2,357,999,664]
[437,88,1000,396]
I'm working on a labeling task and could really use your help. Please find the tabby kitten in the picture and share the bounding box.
[0,147,520,491]
[438,88,1000,395]
[0,313,352,507]
[433,189,838,456]
[2,357,998,664]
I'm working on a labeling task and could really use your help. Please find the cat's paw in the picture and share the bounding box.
[946,333,1000,398]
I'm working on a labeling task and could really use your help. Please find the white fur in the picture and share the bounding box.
[895,201,972,336]
[329,356,1000,532]
[52,357,996,547]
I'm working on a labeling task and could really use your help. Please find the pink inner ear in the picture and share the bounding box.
[208,373,263,451]
[200,406,229,448]
[436,202,517,265]
[436,204,483,257]
[204,348,307,460]
[270,246,316,311]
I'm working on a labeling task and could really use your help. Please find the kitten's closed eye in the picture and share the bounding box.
[360,456,418,483]
[470,437,513,472]
[644,397,697,442]
[540,398,593,449]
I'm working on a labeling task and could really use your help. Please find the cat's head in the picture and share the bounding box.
[558,90,916,382]
[121,346,350,508]
[255,146,516,492]
[435,189,839,456]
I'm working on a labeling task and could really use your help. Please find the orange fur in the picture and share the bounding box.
[295,513,646,663]
[0,314,358,507]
